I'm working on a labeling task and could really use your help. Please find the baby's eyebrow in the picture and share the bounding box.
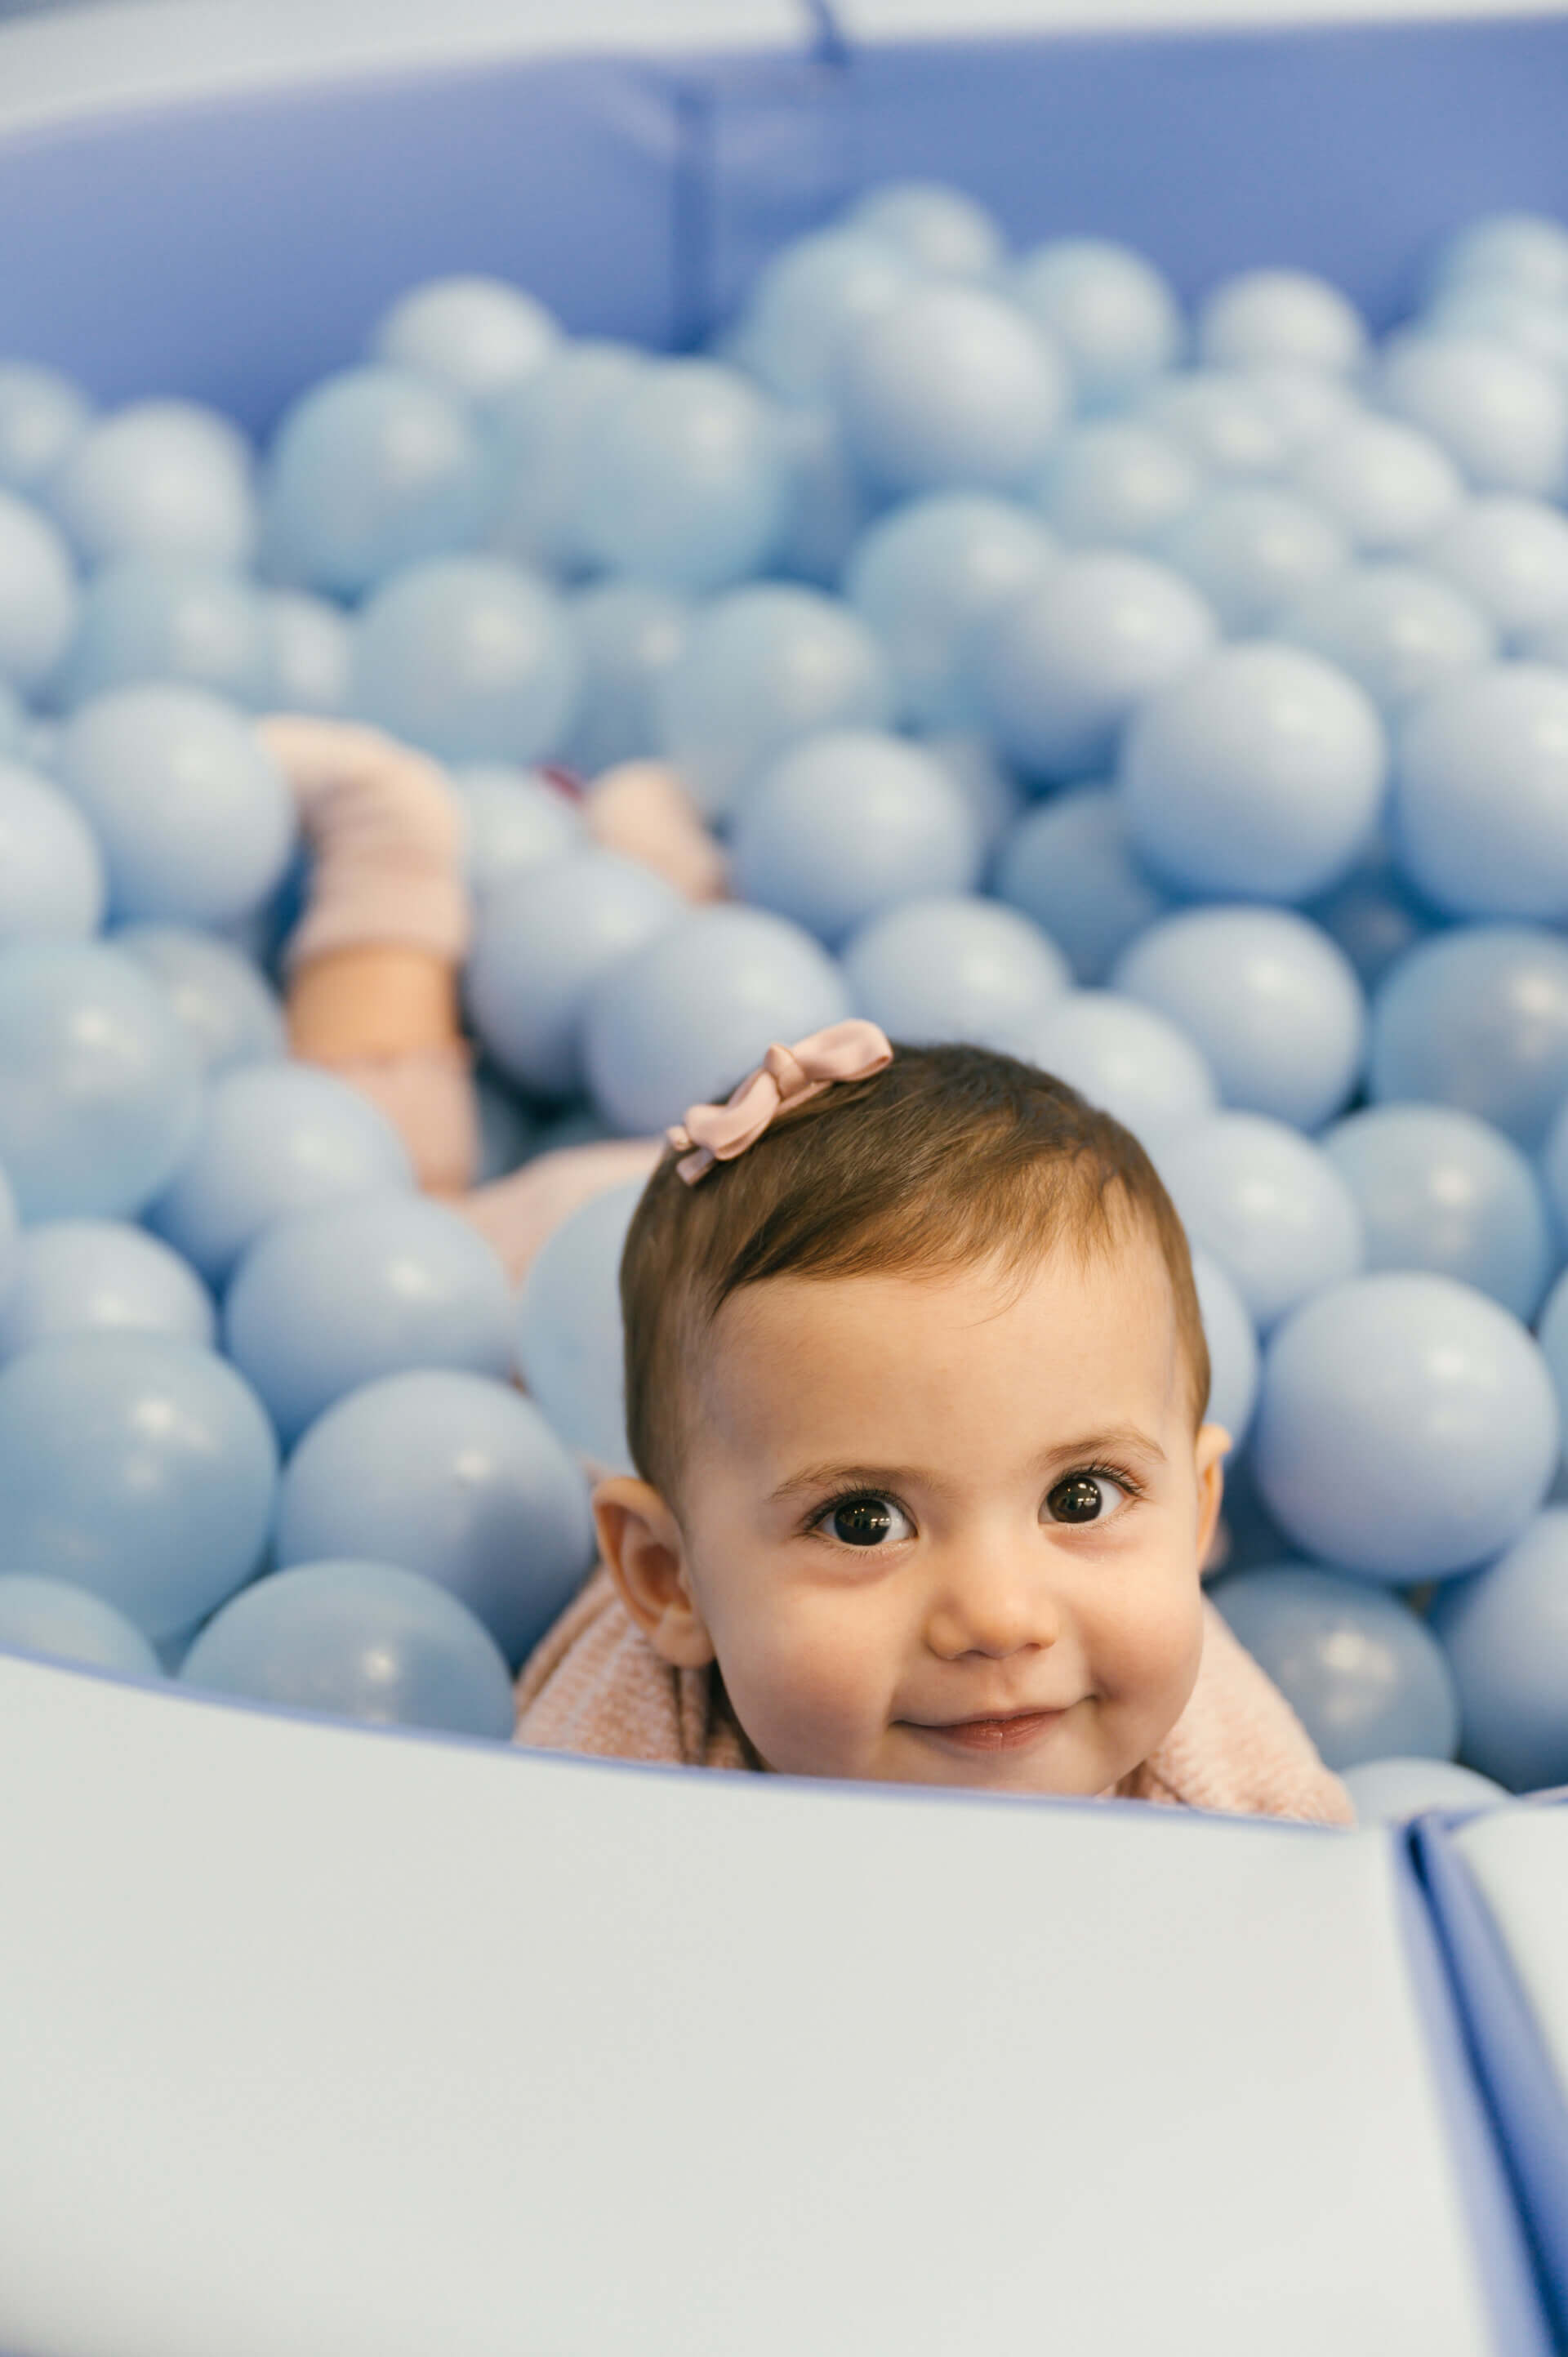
[768,1427,1168,1504]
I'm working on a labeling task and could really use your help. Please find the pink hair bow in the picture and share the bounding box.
[668,1019,894,1184]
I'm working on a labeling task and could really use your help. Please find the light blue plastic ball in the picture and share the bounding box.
[1522,611,1568,667]
[350,555,579,766]
[473,1066,538,1183]
[53,555,265,711]
[1241,365,1362,453]
[844,180,1004,280]
[0,485,78,695]
[1207,1562,1461,1771]
[730,730,982,949]
[1287,414,1463,551]
[0,1573,161,1678]
[146,1061,413,1286]
[770,403,876,590]
[1119,642,1387,904]
[224,1190,513,1447]
[262,367,484,598]
[0,362,92,497]
[573,358,789,595]
[0,1160,16,1298]
[843,893,1069,1050]
[1011,238,1183,412]
[483,340,644,576]
[1421,283,1568,380]
[1273,561,1496,714]
[655,582,893,822]
[562,583,692,777]
[180,1557,517,1740]
[1392,662,1568,920]
[991,783,1174,986]
[1538,1098,1568,1242]
[1427,212,1568,307]
[1252,1271,1559,1580]
[1428,1508,1568,1791]
[1027,421,1205,550]
[1002,988,1218,1145]
[256,590,353,716]
[274,1369,595,1668]
[1152,1112,1365,1333]
[1192,1248,1259,1449]
[971,552,1218,784]
[582,902,851,1138]
[0,1218,215,1363]
[1196,270,1368,375]
[1134,371,1288,478]
[54,684,296,927]
[728,228,917,404]
[514,1172,645,1475]
[1339,1755,1509,1824]
[0,1331,276,1637]
[452,764,585,902]
[0,761,105,943]
[1155,486,1349,635]
[0,940,203,1219]
[112,921,286,1076]
[1419,496,1568,645]
[0,681,24,760]
[1367,923,1568,1152]
[1112,904,1366,1131]
[1530,1263,1568,1435]
[921,736,1027,860]
[369,274,560,413]
[833,282,1068,497]
[44,399,257,569]
[1321,1103,1554,1322]
[465,850,684,1098]
[844,492,1058,733]
[1377,332,1567,497]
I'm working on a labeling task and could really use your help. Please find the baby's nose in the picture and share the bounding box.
[927,1550,1062,1659]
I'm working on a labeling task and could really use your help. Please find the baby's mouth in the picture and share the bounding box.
[905,1703,1075,1752]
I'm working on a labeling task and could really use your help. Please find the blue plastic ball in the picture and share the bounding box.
[54,554,265,711]
[0,761,105,943]
[573,358,789,594]
[0,1331,277,1637]
[146,1061,413,1285]
[1155,486,1349,635]
[274,1369,595,1668]
[1367,923,1568,1152]
[1196,270,1368,375]
[1377,332,1567,497]
[452,764,585,902]
[844,180,1004,280]
[350,555,578,766]
[1392,662,1568,920]
[45,399,257,569]
[1273,561,1496,713]
[1119,643,1387,904]
[0,680,24,761]
[1027,421,1204,550]
[256,590,353,715]
[1252,1271,1559,1580]
[1321,1103,1554,1321]
[465,850,683,1098]
[0,485,78,695]
[843,893,1069,1051]
[483,340,644,576]
[1339,1755,1508,1824]
[369,274,560,413]
[730,730,982,949]
[562,583,692,777]
[1419,496,1568,644]
[0,1218,215,1363]
[1207,1562,1460,1771]
[1152,1112,1365,1332]
[1538,1098,1568,1242]
[920,736,1027,860]
[473,1066,537,1183]
[224,1190,513,1447]
[0,1573,161,1679]
[1011,238,1183,412]
[1428,1508,1568,1791]
[769,403,875,589]
[728,229,917,404]
[1134,372,1287,478]
[112,921,286,1076]
[0,362,91,497]
[1192,1247,1259,1448]
[514,1173,645,1475]
[1006,987,1218,1144]
[54,684,296,927]
[0,941,203,1219]
[1242,365,1361,453]
[991,783,1174,986]
[833,283,1068,497]
[262,367,484,598]
[582,902,851,1137]
[1287,414,1463,551]
[1427,212,1568,307]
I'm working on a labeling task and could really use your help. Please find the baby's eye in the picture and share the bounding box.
[1044,1470,1134,1526]
[816,1494,914,1548]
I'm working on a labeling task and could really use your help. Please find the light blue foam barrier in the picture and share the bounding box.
[0,1646,1555,2357]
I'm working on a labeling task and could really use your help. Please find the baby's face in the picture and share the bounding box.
[666,1229,1228,1794]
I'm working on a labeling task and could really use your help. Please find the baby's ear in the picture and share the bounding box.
[1193,1423,1231,1562]
[592,1476,716,1669]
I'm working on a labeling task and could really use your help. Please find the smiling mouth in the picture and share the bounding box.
[907,1704,1075,1751]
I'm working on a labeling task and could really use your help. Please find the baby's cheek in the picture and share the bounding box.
[723,1593,885,1736]
[1100,1554,1205,1711]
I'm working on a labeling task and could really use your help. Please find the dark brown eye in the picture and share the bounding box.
[829,1496,899,1547]
[1048,1474,1111,1524]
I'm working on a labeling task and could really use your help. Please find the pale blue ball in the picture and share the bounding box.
[1419,496,1568,645]
[1001,988,1218,1145]
[0,1161,16,1299]
[1427,212,1568,307]
[54,555,265,711]
[256,590,353,716]
[1152,1112,1365,1333]
[1027,421,1205,550]
[729,229,917,404]
[1011,238,1183,412]
[1134,372,1288,478]
[991,782,1174,986]
[1428,1509,1568,1790]
[562,582,692,777]
[1537,1098,1568,1241]
[1321,1103,1554,1322]
[583,902,850,1137]
[0,1218,215,1363]
[0,485,78,695]
[1241,366,1361,454]
[729,730,982,949]
[0,1573,160,1679]
[1112,904,1366,1131]
[452,764,585,902]
[369,274,559,413]
[970,552,1218,783]
[1392,662,1568,920]
[1252,1271,1559,1580]
[1155,486,1349,635]
[844,180,1004,280]
[1208,1562,1460,1771]
[1196,270,1368,376]
[45,399,257,569]
[274,1369,595,1668]
[844,492,1058,732]
[0,761,105,942]
[1118,642,1387,904]
[0,362,91,497]
[224,1190,514,1447]
[146,1061,413,1285]
[0,681,24,760]
[0,941,203,1219]
[1522,611,1568,667]
[655,583,892,822]
[573,358,788,595]
[1367,924,1568,1152]
[514,1173,645,1474]
[1421,283,1568,381]
[1339,1755,1508,1825]
[921,736,1026,860]
[1273,562,1496,713]
[465,850,683,1098]
[833,283,1068,497]
[350,555,579,766]
[262,367,484,598]
[180,1557,517,1740]
[1192,1248,1259,1448]
[54,684,296,927]
[1287,415,1463,552]
[473,1067,537,1183]
[483,341,644,576]
[1376,332,1567,498]
[770,403,877,589]
[112,921,287,1076]
[1530,1265,1568,1439]
[843,893,1070,1050]
[0,1331,276,1637]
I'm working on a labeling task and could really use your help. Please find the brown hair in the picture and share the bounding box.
[620,1040,1210,1506]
